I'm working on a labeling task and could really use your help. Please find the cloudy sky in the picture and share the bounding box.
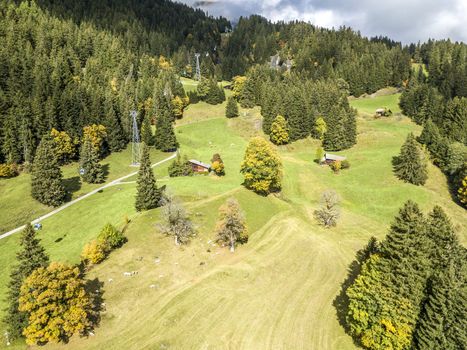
[183,0,467,44]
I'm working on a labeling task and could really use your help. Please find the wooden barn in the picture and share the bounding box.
[189,159,211,173]
[321,153,347,164]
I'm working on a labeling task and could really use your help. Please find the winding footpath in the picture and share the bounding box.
[0,152,177,241]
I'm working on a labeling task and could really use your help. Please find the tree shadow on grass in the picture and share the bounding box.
[63,176,81,201]
[102,163,110,181]
[85,278,105,333]
[332,237,379,346]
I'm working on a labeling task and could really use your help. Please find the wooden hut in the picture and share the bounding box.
[188,159,211,173]
[321,153,347,164]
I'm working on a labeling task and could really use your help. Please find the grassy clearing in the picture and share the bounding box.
[349,93,402,115]
[1,88,465,349]
[0,147,166,233]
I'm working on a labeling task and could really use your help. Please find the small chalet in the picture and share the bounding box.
[189,159,211,173]
[375,108,392,117]
[321,153,347,164]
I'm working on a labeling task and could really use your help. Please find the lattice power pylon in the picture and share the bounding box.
[194,53,201,81]
[130,110,141,166]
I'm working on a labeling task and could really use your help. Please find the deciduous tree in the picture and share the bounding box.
[269,115,289,145]
[240,137,282,195]
[3,224,49,340]
[19,262,92,345]
[215,198,247,252]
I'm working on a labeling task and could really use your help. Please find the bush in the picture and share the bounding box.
[81,239,107,265]
[330,160,342,173]
[98,223,126,249]
[314,190,340,227]
[211,153,225,176]
[341,160,350,169]
[0,163,19,178]
[168,154,193,177]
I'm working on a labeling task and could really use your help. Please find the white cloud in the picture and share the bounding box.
[183,0,467,43]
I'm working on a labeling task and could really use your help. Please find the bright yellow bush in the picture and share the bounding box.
[81,239,108,265]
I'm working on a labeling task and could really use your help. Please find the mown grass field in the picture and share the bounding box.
[0,147,166,233]
[1,86,466,350]
[349,93,402,115]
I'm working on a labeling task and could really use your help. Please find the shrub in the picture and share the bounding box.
[341,160,351,169]
[211,153,225,176]
[314,190,340,227]
[316,147,325,163]
[0,163,19,178]
[98,223,126,249]
[168,154,193,177]
[330,160,342,173]
[81,239,107,265]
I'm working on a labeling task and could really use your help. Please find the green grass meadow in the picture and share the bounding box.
[0,86,465,349]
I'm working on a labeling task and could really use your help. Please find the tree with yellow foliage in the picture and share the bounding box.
[232,76,247,99]
[269,115,289,145]
[83,124,107,157]
[240,137,282,195]
[458,176,467,206]
[50,128,76,163]
[19,262,92,345]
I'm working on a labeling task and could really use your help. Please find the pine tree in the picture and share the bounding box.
[322,106,347,151]
[141,114,154,146]
[154,101,178,152]
[104,95,126,152]
[239,76,256,108]
[135,143,161,211]
[261,87,280,135]
[394,133,428,185]
[269,115,289,145]
[225,96,239,118]
[31,135,66,206]
[3,224,49,340]
[79,139,104,184]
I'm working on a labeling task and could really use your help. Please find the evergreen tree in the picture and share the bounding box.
[79,139,104,184]
[135,143,161,211]
[261,87,280,135]
[31,135,66,206]
[3,224,49,340]
[225,96,239,118]
[269,115,289,145]
[141,114,154,146]
[154,101,178,152]
[394,133,428,185]
[104,95,126,152]
[239,76,256,108]
[323,106,347,151]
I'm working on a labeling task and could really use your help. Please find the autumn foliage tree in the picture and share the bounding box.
[240,137,282,195]
[215,198,247,252]
[83,124,107,158]
[50,128,76,164]
[269,115,289,145]
[19,262,92,345]
[3,224,49,340]
[211,153,225,176]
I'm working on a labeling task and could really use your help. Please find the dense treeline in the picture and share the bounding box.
[233,66,356,150]
[399,42,466,205]
[0,1,187,164]
[345,201,467,349]
[221,16,412,96]
[409,40,467,99]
